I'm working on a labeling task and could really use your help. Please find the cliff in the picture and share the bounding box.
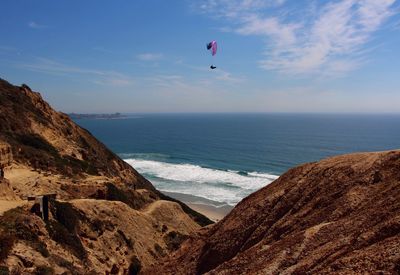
[3,77,399,274]
[0,78,211,274]
[145,150,400,274]
[0,79,149,187]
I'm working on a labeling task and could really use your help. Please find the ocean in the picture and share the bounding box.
[74,113,400,206]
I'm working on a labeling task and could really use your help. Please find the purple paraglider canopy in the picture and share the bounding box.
[207,41,217,56]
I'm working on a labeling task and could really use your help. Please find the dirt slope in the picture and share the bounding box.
[145,150,400,274]
[0,78,151,188]
[0,78,211,274]
[2,199,200,274]
[0,78,211,225]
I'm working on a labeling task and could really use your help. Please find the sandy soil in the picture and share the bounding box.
[0,200,26,215]
[186,203,233,222]
[162,191,234,222]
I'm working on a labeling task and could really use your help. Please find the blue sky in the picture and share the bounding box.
[1,0,399,113]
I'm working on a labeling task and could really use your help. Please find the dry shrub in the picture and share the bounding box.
[46,201,87,260]
[0,208,49,259]
[128,256,141,275]
[0,231,15,262]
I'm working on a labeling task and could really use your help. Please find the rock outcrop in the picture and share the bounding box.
[0,141,12,169]
[0,141,12,182]
[0,179,17,201]
[145,150,400,274]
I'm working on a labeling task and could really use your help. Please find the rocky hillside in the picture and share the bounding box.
[0,78,149,187]
[1,198,201,274]
[0,78,210,223]
[0,78,211,274]
[145,150,400,274]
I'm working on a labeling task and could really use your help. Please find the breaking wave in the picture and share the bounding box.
[124,157,279,205]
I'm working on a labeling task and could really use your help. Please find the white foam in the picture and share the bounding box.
[157,184,242,206]
[125,158,277,189]
[124,158,279,205]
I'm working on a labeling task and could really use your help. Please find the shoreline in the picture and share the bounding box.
[163,191,234,222]
[186,202,233,222]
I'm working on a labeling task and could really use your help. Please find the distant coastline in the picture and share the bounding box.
[68,112,127,120]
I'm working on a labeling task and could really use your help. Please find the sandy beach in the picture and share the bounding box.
[163,191,234,222]
[186,202,233,222]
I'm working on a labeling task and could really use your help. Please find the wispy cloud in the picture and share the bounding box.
[197,0,397,76]
[145,67,244,92]
[169,60,245,84]
[17,57,243,91]
[18,57,134,87]
[146,74,185,88]
[137,53,163,61]
[28,21,48,29]
[92,75,133,87]
[198,0,286,19]
[215,69,245,83]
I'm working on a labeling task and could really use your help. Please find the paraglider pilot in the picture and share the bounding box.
[207,41,217,70]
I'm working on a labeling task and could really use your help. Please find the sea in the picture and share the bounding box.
[74,113,400,207]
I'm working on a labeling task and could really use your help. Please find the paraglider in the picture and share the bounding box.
[207,40,217,69]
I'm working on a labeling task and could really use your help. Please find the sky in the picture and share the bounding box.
[0,0,399,113]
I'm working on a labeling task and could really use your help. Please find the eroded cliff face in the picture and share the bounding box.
[0,79,150,189]
[0,78,211,274]
[145,150,400,274]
